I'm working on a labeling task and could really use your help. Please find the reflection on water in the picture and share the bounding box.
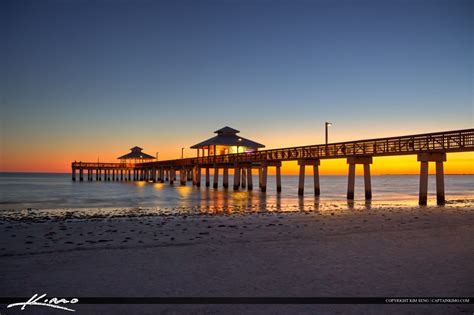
[0,173,473,219]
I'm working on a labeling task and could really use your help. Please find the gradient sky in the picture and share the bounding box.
[1,0,473,174]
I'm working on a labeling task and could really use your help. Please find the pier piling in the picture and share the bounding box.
[417,153,446,205]
[347,156,372,200]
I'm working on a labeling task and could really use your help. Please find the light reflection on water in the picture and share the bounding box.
[0,173,473,219]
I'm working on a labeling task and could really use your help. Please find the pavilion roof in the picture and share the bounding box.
[117,147,155,160]
[190,127,265,149]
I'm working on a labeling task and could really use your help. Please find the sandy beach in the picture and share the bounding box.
[1,205,473,314]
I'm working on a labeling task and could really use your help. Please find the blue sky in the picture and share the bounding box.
[1,0,473,170]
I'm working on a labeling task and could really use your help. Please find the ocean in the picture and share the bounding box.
[0,172,473,219]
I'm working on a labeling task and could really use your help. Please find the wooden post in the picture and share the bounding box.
[170,168,174,185]
[436,161,445,205]
[247,167,253,191]
[363,163,371,199]
[96,169,99,181]
[223,167,229,188]
[419,161,429,205]
[233,165,240,190]
[276,165,282,193]
[196,167,201,187]
[261,165,267,192]
[346,156,372,200]
[347,163,355,200]
[112,169,116,181]
[258,167,262,189]
[313,164,320,196]
[79,168,84,181]
[417,153,446,206]
[241,168,246,189]
[180,169,186,185]
[213,166,219,189]
[298,164,305,195]
[187,169,192,181]
[128,169,131,181]
[206,168,210,187]
[72,167,76,181]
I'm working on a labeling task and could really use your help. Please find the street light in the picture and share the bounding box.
[325,122,333,156]
[325,122,333,145]
[181,148,184,159]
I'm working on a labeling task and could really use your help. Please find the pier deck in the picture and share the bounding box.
[72,128,474,205]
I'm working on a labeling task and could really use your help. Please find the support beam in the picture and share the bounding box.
[72,167,76,181]
[346,156,372,200]
[417,153,446,206]
[347,163,356,200]
[96,169,99,181]
[241,168,246,189]
[233,166,240,190]
[247,167,253,191]
[363,164,371,199]
[419,161,429,205]
[196,167,201,187]
[79,168,84,181]
[298,164,305,195]
[180,169,186,185]
[260,165,267,192]
[187,169,192,181]
[298,159,320,196]
[223,167,229,189]
[276,165,282,193]
[436,161,445,205]
[213,166,219,189]
[313,164,320,196]
[170,168,174,185]
[205,168,210,187]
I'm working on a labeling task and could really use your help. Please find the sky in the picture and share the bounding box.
[1,0,473,174]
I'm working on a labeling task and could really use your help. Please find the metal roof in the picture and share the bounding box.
[190,127,265,149]
[214,126,240,134]
[118,147,156,160]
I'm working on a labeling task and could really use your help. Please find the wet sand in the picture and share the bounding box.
[1,206,473,314]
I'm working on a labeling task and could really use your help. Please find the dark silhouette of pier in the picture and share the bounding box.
[72,128,474,205]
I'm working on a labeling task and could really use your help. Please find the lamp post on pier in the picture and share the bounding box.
[181,148,184,159]
[325,122,332,156]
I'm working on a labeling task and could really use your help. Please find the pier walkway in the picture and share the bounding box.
[72,128,474,205]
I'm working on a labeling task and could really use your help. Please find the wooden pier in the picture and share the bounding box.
[72,128,474,205]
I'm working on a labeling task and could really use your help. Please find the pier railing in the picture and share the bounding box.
[71,162,134,169]
[138,128,474,168]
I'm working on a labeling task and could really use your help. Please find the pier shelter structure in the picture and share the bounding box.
[190,126,265,157]
[189,126,266,189]
[72,128,474,206]
[118,146,156,164]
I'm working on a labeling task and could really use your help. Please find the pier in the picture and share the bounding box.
[72,128,474,205]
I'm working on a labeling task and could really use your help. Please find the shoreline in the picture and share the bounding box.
[1,206,473,314]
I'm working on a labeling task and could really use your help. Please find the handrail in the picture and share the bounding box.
[72,128,474,169]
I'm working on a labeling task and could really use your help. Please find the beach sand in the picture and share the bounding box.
[1,205,473,314]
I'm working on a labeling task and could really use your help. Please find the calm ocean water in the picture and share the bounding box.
[0,173,473,218]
